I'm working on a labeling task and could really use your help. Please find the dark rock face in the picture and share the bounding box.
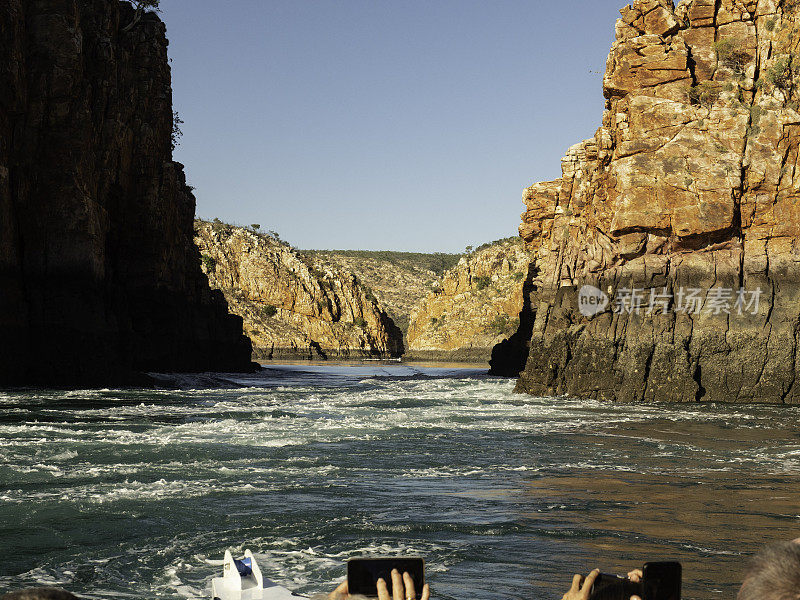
[0,0,253,386]
[500,0,800,403]
[489,262,538,377]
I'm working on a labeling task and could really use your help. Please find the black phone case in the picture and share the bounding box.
[347,557,425,597]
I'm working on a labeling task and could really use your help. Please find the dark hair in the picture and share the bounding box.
[737,541,800,600]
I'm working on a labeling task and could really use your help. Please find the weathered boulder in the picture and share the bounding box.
[502,0,800,403]
[0,1,253,386]
[195,221,403,360]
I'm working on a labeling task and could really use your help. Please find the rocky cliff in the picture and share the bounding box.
[0,0,253,386]
[195,221,404,360]
[408,238,530,362]
[305,250,460,341]
[495,0,800,403]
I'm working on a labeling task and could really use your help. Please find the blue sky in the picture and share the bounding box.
[161,0,626,252]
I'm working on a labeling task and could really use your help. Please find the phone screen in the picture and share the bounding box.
[642,561,681,600]
[590,573,639,600]
[347,557,425,597]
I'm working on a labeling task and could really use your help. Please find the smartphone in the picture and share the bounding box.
[590,562,681,600]
[641,561,681,600]
[347,557,425,598]
[590,573,640,600]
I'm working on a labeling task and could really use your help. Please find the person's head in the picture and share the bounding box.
[737,540,800,600]
[2,589,80,600]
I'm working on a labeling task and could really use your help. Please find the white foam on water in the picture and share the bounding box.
[4,367,800,600]
[49,450,79,461]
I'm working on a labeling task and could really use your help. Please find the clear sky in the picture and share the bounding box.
[160,0,626,252]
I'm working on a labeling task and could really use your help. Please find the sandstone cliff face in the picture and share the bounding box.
[306,250,459,340]
[195,221,404,360]
[408,239,530,361]
[0,1,253,385]
[501,0,800,403]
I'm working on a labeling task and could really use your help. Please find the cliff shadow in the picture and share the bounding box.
[381,312,405,357]
[489,261,538,377]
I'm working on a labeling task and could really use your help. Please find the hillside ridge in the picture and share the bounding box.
[408,238,530,363]
[195,220,404,360]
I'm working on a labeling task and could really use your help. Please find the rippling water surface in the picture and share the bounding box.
[1,363,800,600]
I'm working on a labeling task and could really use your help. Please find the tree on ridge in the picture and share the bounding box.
[123,0,161,33]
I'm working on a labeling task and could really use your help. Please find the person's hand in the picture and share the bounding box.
[561,568,599,600]
[378,569,430,600]
[560,569,640,600]
[627,569,643,600]
[627,569,643,583]
[328,570,431,600]
[328,580,350,599]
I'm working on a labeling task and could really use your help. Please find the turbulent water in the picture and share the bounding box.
[1,363,800,600]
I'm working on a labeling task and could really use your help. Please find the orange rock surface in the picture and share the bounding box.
[506,0,800,403]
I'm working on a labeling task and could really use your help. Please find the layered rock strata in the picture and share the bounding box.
[408,239,530,362]
[306,250,458,343]
[0,0,253,386]
[195,221,404,360]
[501,0,800,403]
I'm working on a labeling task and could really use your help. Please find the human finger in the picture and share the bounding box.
[377,578,391,600]
[328,580,348,600]
[581,569,600,598]
[391,569,404,600]
[627,569,643,583]
[570,573,583,591]
[420,583,430,600]
[402,572,416,600]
